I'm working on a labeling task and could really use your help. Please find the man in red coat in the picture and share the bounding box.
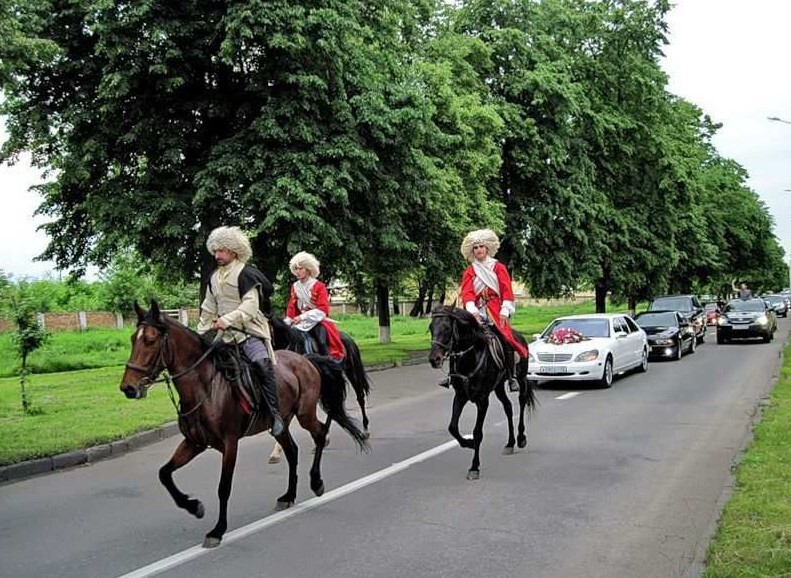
[284,251,346,361]
[441,229,527,391]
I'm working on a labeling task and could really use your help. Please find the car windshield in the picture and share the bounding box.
[635,312,678,328]
[764,295,784,304]
[724,300,765,313]
[543,318,610,338]
[649,297,692,311]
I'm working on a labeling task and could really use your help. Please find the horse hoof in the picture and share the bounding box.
[361,430,371,440]
[467,470,480,481]
[313,482,325,497]
[202,536,221,549]
[502,446,515,455]
[276,499,294,511]
[268,455,281,464]
[517,437,527,449]
[193,502,205,519]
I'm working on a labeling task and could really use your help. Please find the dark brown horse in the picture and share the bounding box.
[120,300,368,548]
[428,306,537,479]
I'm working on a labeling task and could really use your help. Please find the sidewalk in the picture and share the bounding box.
[0,353,433,485]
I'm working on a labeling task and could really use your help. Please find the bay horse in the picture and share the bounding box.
[120,300,369,548]
[428,305,537,480]
[268,315,371,437]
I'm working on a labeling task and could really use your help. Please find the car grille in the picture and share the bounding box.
[537,353,573,363]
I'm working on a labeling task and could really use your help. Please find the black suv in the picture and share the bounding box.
[647,294,706,343]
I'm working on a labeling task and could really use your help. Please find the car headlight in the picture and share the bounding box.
[574,349,599,362]
[528,351,535,362]
[717,316,729,326]
[756,314,768,325]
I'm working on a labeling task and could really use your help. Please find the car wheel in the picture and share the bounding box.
[636,348,648,373]
[675,340,683,360]
[697,327,705,344]
[690,336,697,354]
[598,357,613,388]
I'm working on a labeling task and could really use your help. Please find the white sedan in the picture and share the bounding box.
[526,313,649,388]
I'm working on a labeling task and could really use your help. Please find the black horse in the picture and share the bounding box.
[268,315,371,438]
[428,305,537,479]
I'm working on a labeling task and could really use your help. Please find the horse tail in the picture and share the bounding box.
[307,354,370,451]
[341,334,371,397]
[513,330,539,412]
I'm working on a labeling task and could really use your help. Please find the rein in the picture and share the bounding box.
[432,311,496,384]
[126,325,221,416]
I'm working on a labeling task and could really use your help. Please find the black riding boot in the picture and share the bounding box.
[254,359,284,436]
[504,348,519,392]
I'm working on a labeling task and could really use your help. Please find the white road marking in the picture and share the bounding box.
[113,439,461,578]
[555,392,581,400]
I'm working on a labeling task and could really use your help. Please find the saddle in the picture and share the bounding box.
[200,331,259,414]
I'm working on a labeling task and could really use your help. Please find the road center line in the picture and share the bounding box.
[113,439,460,578]
[555,392,581,400]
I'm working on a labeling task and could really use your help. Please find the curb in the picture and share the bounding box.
[0,356,430,485]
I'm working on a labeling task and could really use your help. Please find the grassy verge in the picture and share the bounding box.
[0,300,612,464]
[702,342,791,577]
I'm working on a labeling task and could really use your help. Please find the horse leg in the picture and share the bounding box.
[467,398,490,480]
[516,361,530,449]
[274,429,298,509]
[268,441,282,464]
[493,381,516,454]
[158,439,206,520]
[306,417,330,497]
[203,437,239,548]
[448,393,474,449]
[357,393,370,439]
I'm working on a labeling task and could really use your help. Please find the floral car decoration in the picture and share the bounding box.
[546,327,585,345]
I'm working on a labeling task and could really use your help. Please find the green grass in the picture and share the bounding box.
[0,328,132,377]
[0,301,608,464]
[0,367,174,464]
[702,343,791,577]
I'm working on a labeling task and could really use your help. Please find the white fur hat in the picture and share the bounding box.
[289,251,321,277]
[460,229,500,261]
[206,226,252,263]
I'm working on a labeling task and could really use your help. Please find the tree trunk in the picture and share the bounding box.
[595,281,607,313]
[376,280,391,343]
[627,296,636,317]
[410,281,427,317]
[426,285,435,314]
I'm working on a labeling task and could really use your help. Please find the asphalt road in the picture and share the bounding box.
[1,320,787,578]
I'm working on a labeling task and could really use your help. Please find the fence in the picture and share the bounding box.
[0,294,597,333]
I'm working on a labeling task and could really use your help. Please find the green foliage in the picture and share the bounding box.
[7,286,50,414]
[0,0,787,317]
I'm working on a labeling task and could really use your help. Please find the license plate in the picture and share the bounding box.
[733,325,749,330]
[538,365,568,374]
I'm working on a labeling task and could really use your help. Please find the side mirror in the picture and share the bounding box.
[533,333,543,341]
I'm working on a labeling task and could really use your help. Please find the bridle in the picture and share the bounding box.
[125,321,220,416]
[430,311,488,383]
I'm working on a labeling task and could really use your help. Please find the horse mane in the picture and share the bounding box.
[435,305,489,343]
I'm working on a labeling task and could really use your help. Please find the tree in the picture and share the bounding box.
[8,284,49,414]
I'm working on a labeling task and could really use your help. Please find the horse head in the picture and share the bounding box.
[120,300,170,399]
[428,305,482,368]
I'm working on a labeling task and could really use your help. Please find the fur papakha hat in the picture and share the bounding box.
[206,226,253,264]
[289,251,321,277]
[460,229,500,261]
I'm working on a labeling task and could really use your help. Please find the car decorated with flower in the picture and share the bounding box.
[527,314,649,388]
